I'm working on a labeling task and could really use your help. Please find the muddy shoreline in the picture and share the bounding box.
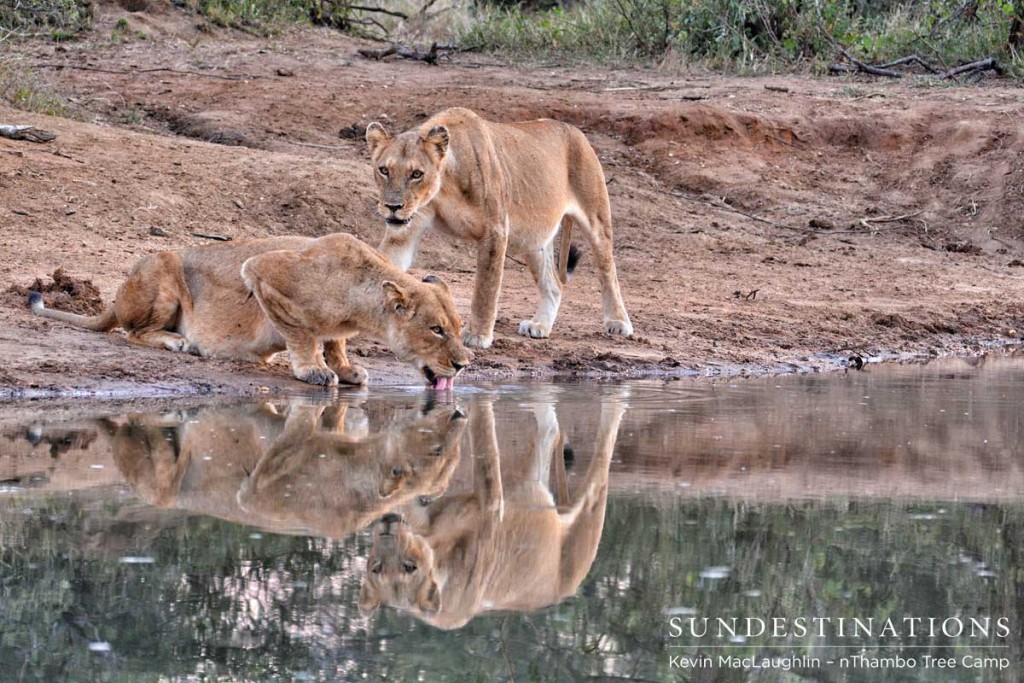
[3,5,1024,404]
[1,334,1017,403]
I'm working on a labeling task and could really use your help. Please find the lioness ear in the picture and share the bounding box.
[416,576,441,614]
[382,280,414,317]
[358,581,381,615]
[366,122,390,156]
[422,125,449,158]
[421,274,451,294]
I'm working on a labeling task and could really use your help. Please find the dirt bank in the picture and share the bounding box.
[2,1,1024,398]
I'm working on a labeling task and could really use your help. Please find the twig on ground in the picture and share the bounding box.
[0,125,56,143]
[670,191,926,236]
[34,63,262,81]
[288,140,350,151]
[192,233,231,241]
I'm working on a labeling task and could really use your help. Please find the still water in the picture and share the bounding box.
[1,356,1023,682]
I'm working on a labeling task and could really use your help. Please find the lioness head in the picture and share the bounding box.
[359,512,440,616]
[377,404,466,499]
[366,122,449,227]
[381,274,471,389]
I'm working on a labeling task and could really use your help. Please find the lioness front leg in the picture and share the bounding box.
[285,335,338,386]
[245,272,338,386]
[324,338,368,386]
[465,226,508,349]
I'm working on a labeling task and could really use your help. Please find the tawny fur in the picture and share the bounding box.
[30,233,470,387]
[109,401,466,536]
[358,397,626,627]
[366,107,633,350]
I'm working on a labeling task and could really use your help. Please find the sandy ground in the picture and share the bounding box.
[2,0,1024,398]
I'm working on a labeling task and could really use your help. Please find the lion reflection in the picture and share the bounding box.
[109,399,465,537]
[359,395,626,629]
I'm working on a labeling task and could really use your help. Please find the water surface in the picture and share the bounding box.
[1,356,1023,681]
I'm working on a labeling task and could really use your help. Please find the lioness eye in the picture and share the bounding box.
[410,169,424,180]
[430,325,445,337]
[402,562,417,574]
[391,466,403,477]
[378,166,389,176]
[371,561,383,574]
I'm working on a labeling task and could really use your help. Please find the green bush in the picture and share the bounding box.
[458,0,1024,73]
[0,0,92,40]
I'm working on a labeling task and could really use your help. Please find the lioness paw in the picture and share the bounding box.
[604,319,634,337]
[165,338,192,353]
[517,320,551,339]
[335,364,368,386]
[462,331,493,350]
[295,367,339,387]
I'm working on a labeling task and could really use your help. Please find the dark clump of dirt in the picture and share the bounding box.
[147,107,258,148]
[5,268,105,315]
[944,240,983,254]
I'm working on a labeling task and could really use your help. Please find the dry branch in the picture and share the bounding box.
[357,42,459,65]
[34,63,262,81]
[829,48,1002,80]
[0,125,56,143]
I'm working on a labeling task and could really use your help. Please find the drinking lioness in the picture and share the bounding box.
[28,233,470,389]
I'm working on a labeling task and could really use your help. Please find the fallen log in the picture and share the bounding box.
[357,42,458,65]
[0,125,56,143]
[829,49,1002,80]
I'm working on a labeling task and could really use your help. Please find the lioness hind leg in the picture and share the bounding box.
[128,330,192,353]
[324,338,368,386]
[517,241,561,340]
[569,210,633,337]
[117,252,195,353]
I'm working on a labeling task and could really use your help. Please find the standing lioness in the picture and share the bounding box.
[29,233,471,388]
[366,107,633,349]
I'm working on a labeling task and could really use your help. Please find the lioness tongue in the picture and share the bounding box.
[434,376,451,391]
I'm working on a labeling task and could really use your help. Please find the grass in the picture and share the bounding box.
[453,0,1024,76]
[0,60,70,117]
[0,0,92,41]
[1,0,1020,80]
[181,0,310,35]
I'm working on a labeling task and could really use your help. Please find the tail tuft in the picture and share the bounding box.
[566,244,582,276]
[28,291,44,312]
[563,441,575,465]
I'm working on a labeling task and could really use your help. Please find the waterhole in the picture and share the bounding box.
[1,356,1021,680]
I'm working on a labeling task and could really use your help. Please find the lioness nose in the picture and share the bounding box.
[384,202,403,212]
[452,360,467,372]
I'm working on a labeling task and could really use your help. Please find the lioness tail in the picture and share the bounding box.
[29,291,119,331]
[557,229,581,285]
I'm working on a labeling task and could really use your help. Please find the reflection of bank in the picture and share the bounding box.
[359,391,628,629]
[108,399,466,538]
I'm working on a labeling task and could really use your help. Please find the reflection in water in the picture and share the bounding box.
[109,401,466,537]
[1,357,1023,680]
[360,396,624,628]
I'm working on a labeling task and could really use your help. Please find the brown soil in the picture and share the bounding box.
[2,0,1024,398]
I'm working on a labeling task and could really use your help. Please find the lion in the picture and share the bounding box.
[358,393,627,628]
[28,233,470,388]
[109,399,466,538]
[365,107,633,349]
[236,402,465,536]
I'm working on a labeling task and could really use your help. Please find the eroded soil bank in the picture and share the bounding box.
[2,0,1024,398]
